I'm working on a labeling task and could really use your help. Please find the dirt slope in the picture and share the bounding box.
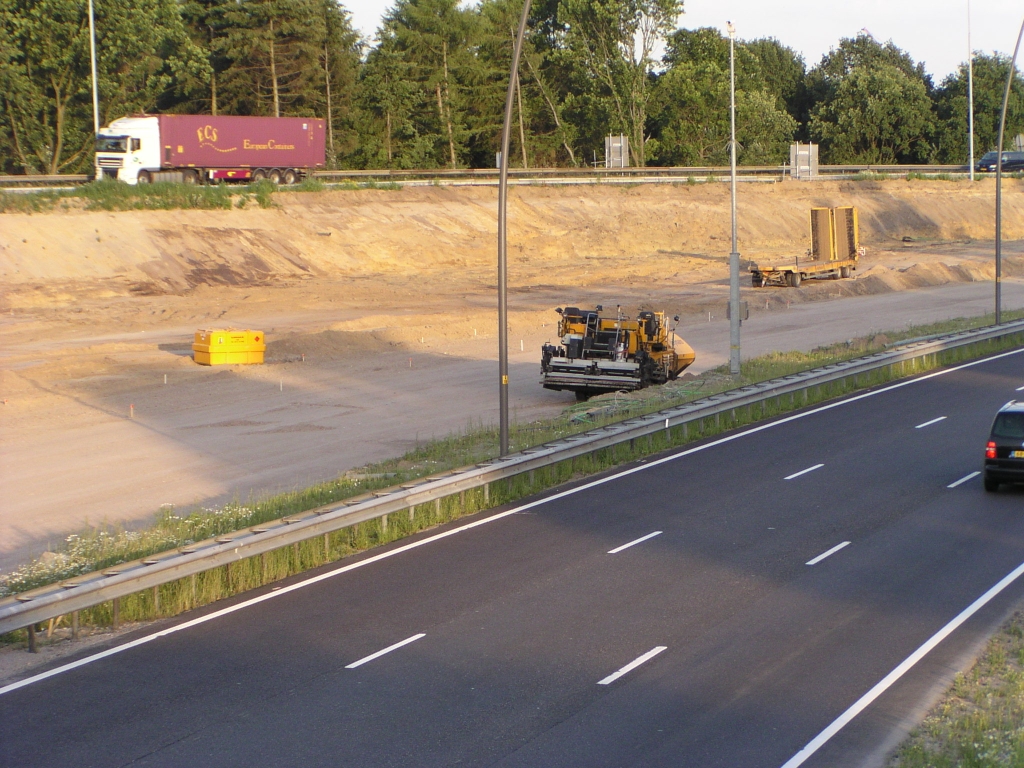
[2,177,1024,574]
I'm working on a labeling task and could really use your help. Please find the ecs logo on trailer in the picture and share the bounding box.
[196,124,237,153]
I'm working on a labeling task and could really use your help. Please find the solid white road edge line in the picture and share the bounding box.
[915,416,947,429]
[597,646,668,685]
[608,531,663,554]
[805,541,851,566]
[345,634,425,669]
[784,464,824,481]
[779,557,1024,768]
[1016,385,1024,391]
[3,346,1022,697]
[948,471,981,489]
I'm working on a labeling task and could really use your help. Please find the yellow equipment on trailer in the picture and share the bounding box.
[750,206,863,287]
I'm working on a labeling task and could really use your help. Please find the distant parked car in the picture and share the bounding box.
[983,401,1024,491]
[976,151,1024,172]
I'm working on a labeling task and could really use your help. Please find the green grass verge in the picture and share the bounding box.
[890,611,1024,767]
[0,176,406,214]
[3,313,1024,647]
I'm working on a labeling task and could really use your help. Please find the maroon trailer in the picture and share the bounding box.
[94,115,326,185]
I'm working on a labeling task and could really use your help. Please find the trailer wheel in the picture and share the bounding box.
[252,169,267,182]
[841,266,851,279]
[182,170,199,185]
[788,272,801,288]
[283,169,297,185]
[268,169,282,184]
[751,272,761,287]
[137,171,151,184]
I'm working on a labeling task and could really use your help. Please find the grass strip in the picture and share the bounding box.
[3,313,1024,648]
[0,177,405,213]
[890,611,1024,767]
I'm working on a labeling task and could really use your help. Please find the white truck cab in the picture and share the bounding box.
[94,116,161,184]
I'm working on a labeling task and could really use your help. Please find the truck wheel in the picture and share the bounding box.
[182,170,199,185]
[788,272,801,288]
[268,169,282,184]
[841,266,851,279]
[283,169,297,185]
[137,171,151,184]
[252,169,266,182]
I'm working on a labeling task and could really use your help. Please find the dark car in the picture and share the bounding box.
[983,401,1024,491]
[976,151,1024,173]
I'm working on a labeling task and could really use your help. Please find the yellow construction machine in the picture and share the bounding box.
[541,306,696,400]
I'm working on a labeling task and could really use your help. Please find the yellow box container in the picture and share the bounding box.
[192,329,266,366]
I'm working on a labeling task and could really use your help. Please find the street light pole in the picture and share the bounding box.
[968,0,975,182]
[88,0,100,177]
[497,0,532,455]
[727,21,740,376]
[995,16,1024,326]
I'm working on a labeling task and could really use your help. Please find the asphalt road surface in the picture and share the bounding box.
[4,349,1024,768]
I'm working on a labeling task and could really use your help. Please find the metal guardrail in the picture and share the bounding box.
[2,319,1023,637]
[0,166,967,188]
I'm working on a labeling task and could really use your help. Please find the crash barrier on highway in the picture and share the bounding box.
[0,165,966,188]
[4,318,1024,642]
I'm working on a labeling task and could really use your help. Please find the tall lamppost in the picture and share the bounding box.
[968,0,975,182]
[995,16,1024,325]
[497,0,532,455]
[727,21,741,376]
[88,0,101,178]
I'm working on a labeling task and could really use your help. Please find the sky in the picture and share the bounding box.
[342,0,1024,83]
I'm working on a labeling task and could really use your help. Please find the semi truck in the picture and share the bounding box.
[749,206,863,287]
[94,115,326,185]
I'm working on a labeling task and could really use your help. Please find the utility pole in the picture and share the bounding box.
[968,0,975,181]
[88,0,100,178]
[995,16,1024,325]
[497,0,532,455]
[727,21,741,376]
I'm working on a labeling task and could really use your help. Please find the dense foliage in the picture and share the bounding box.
[1,0,1022,173]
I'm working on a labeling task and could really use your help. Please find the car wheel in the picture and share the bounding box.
[984,477,1000,492]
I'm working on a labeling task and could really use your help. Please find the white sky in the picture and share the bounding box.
[343,0,1024,83]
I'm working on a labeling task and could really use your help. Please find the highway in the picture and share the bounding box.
[3,349,1024,767]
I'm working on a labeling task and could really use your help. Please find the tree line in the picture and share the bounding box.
[1,0,1022,175]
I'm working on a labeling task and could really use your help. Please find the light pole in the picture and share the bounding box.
[727,21,740,376]
[995,16,1024,325]
[968,0,975,181]
[88,0,101,178]
[497,0,532,456]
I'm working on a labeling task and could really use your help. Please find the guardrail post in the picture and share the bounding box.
[381,514,388,535]
[190,574,197,607]
[434,498,441,520]
[27,623,37,653]
[292,542,300,570]
[72,610,79,640]
[324,532,331,559]
[112,598,120,629]
[484,484,490,504]
[152,586,159,613]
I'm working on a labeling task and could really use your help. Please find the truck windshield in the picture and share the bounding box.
[95,136,128,153]
[992,412,1024,439]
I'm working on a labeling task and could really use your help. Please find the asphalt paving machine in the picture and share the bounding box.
[540,306,696,400]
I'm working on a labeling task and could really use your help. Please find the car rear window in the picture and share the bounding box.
[992,412,1024,439]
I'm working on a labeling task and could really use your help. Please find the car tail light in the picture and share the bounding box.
[986,441,997,459]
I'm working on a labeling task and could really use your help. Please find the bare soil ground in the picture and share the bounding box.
[2,178,1024,573]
